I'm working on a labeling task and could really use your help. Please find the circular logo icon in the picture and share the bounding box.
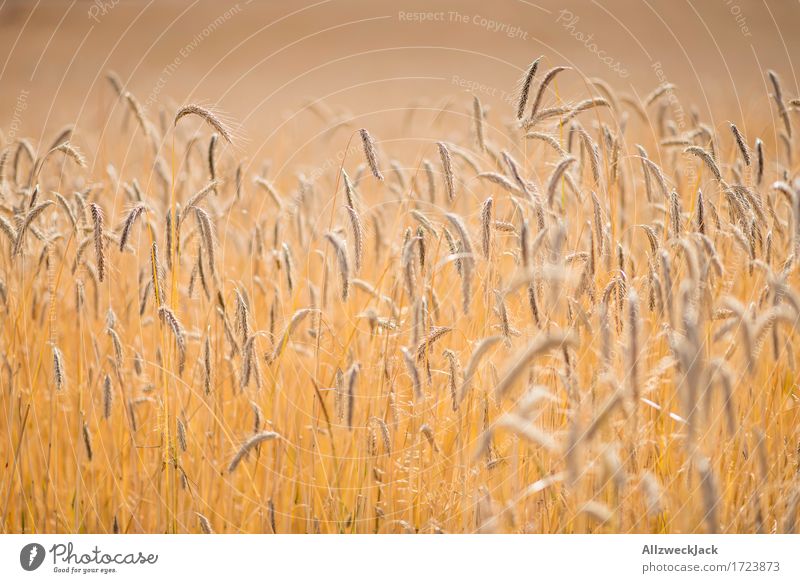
[20,543,46,571]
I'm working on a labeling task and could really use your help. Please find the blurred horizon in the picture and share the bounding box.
[0,0,798,143]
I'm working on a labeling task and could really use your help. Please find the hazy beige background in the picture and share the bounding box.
[1,0,798,148]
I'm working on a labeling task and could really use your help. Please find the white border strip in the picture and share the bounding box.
[1,534,798,582]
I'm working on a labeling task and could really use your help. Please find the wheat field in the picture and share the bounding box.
[1,2,800,535]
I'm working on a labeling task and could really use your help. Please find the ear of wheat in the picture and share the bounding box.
[174,104,233,143]
[517,56,542,120]
[229,431,280,473]
[437,142,456,201]
[52,346,65,390]
[359,128,383,180]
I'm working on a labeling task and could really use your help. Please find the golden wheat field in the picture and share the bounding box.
[1,1,800,535]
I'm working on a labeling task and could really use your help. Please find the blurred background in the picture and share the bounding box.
[0,0,798,164]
